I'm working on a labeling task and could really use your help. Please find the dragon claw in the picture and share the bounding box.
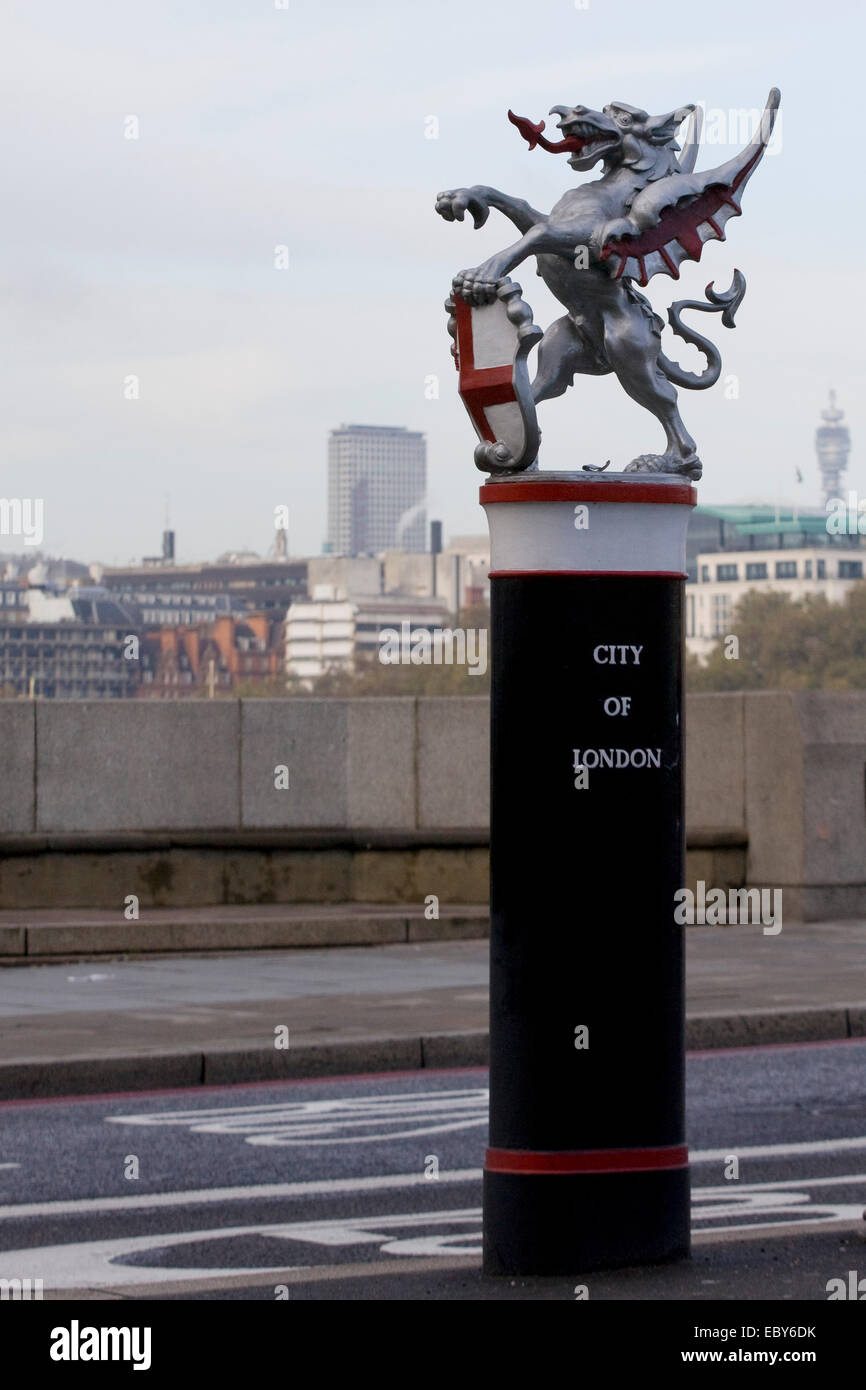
[453,270,502,305]
[625,452,702,481]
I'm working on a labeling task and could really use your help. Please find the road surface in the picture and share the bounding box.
[0,1039,864,1299]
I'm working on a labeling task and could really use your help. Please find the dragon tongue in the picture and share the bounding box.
[507,109,586,154]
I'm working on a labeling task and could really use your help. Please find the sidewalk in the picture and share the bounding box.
[0,903,488,959]
[0,920,864,1098]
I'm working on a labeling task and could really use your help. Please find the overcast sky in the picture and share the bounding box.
[1,0,861,565]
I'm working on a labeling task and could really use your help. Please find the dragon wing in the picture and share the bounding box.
[601,88,780,287]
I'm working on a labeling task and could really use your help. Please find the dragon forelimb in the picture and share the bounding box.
[476,187,545,234]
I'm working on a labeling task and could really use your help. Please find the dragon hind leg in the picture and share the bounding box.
[531,315,610,404]
[603,315,702,479]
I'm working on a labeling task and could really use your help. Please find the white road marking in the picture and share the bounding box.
[106,1094,866,1167]
[0,1225,299,1288]
[0,1141,864,1225]
[696,1172,866,1194]
[691,1189,862,1223]
[0,1168,482,1222]
[0,1180,862,1289]
[0,1212,486,1287]
[693,1210,865,1238]
[107,1089,489,1147]
[692,1135,866,1162]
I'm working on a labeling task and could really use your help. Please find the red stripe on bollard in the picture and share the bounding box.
[485,1145,690,1175]
[480,481,697,505]
[487,569,688,579]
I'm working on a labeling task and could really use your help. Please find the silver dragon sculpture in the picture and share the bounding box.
[437,88,780,478]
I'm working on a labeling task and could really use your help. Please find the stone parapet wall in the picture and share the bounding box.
[0,694,863,919]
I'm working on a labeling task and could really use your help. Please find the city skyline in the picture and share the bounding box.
[1,0,862,565]
[0,386,852,571]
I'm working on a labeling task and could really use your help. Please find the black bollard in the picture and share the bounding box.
[481,470,696,1275]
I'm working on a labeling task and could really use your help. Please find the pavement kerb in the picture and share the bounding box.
[0,1008,863,1101]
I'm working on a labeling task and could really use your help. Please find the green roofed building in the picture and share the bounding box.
[686,394,860,659]
[686,504,860,583]
[686,507,863,661]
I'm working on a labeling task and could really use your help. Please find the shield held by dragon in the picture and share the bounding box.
[445,278,543,475]
[437,87,780,479]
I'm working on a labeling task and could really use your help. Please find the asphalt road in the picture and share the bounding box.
[0,1039,864,1300]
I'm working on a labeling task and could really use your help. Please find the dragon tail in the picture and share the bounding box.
[659,270,746,390]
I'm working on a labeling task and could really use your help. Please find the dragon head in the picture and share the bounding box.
[548,103,623,171]
[510,100,696,175]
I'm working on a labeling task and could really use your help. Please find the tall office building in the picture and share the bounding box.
[815,390,850,507]
[327,424,427,556]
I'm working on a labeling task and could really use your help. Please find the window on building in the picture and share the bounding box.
[711,593,731,637]
[700,565,709,583]
[804,560,813,578]
[817,559,826,578]
[745,562,768,580]
[839,561,863,579]
[716,564,738,582]
[775,561,797,579]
